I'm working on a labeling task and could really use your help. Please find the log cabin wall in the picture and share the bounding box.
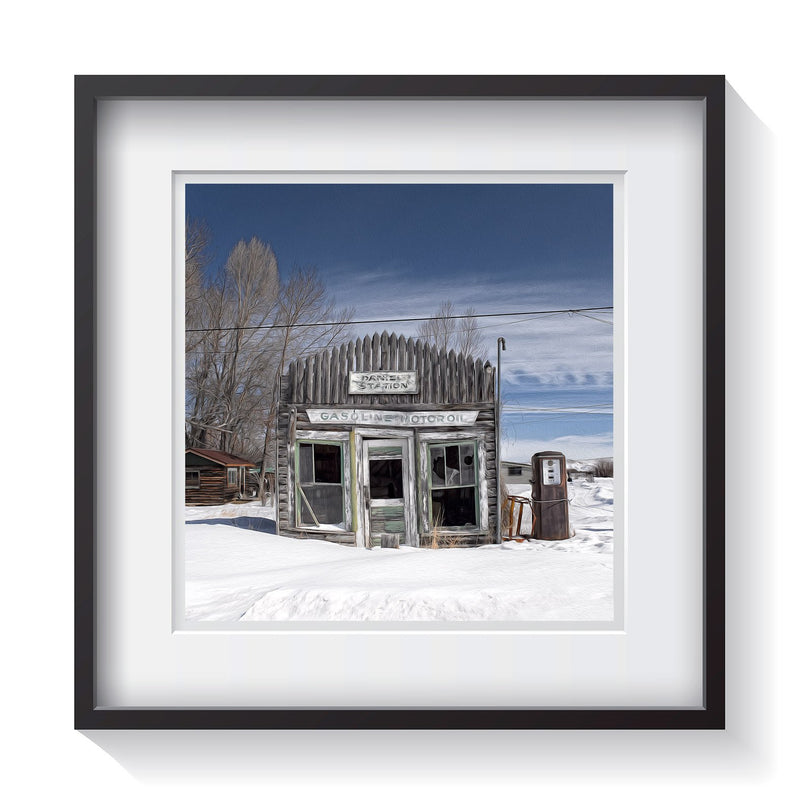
[185,465,240,506]
[277,332,497,547]
[185,451,253,505]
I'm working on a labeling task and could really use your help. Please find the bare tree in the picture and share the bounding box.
[455,305,485,360]
[257,267,353,503]
[185,236,281,455]
[185,218,213,353]
[417,300,486,360]
[186,233,353,505]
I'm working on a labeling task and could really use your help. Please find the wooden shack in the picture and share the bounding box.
[276,332,498,548]
[501,460,532,486]
[185,448,257,505]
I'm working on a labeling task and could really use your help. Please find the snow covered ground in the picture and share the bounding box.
[184,478,614,622]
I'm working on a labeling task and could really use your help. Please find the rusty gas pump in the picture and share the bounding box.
[531,451,570,540]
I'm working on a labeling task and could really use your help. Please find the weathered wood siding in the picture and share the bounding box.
[277,333,497,545]
[185,466,239,506]
[285,332,494,406]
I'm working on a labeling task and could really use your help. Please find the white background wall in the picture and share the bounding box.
[1,1,796,801]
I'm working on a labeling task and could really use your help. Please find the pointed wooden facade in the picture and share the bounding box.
[276,332,497,548]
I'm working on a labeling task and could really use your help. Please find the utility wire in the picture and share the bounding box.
[571,310,614,327]
[185,310,599,355]
[505,412,614,416]
[504,405,613,413]
[186,305,613,334]
[470,309,567,333]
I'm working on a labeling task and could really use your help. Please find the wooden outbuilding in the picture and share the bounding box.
[185,448,257,505]
[500,460,532,486]
[276,332,498,548]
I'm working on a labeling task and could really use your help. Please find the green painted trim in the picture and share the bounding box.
[294,439,345,529]
[350,430,358,536]
[425,439,480,529]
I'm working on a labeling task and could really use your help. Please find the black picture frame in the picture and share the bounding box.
[75,75,725,730]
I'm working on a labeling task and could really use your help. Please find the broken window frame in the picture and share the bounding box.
[426,440,480,529]
[294,439,346,529]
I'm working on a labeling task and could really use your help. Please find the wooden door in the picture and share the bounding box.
[363,439,411,548]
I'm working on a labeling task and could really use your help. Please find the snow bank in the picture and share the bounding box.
[184,478,615,623]
[506,480,614,554]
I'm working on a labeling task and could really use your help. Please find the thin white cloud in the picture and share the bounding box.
[324,259,611,322]
[502,433,613,463]
[322,261,614,457]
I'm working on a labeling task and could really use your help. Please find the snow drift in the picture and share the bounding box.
[184,479,614,622]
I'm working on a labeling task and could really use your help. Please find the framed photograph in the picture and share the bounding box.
[75,76,724,729]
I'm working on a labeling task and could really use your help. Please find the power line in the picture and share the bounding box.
[471,309,567,333]
[571,310,614,327]
[186,305,613,334]
[185,312,611,355]
[504,409,613,415]
[504,404,613,413]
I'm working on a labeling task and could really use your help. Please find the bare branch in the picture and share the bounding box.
[416,300,487,361]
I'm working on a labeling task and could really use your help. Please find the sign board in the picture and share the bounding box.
[348,371,418,394]
[308,409,479,427]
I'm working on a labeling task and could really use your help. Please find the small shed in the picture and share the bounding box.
[185,448,257,505]
[500,460,532,486]
[276,332,498,548]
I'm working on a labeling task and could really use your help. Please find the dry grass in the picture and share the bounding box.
[428,510,462,549]
[499,479,511,530]
[593,458,614,477]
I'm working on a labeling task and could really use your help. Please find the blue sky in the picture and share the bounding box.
[186,182,614,461]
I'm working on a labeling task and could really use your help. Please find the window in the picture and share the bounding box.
[428,441,478,527]
[186,470,200,489]
[508,466,523,476]
[296,441,344,527]
[227,468,239,486]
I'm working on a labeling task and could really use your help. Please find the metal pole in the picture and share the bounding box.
[495,337,506,544]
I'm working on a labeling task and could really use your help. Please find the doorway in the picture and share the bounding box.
[363,438,415,548]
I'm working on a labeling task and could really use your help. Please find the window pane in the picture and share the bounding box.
[298,443,314,483]
[427,441,479,529]
[369,458,404,499]
[300,484,343,525]
[430,445,446,487]
[431,487,476,526]
[313,443,341,483]
[297,441,345,527]
[445,445,461,486]
[460,443,475,486]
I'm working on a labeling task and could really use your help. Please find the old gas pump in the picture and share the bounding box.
[531,451,570,540]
